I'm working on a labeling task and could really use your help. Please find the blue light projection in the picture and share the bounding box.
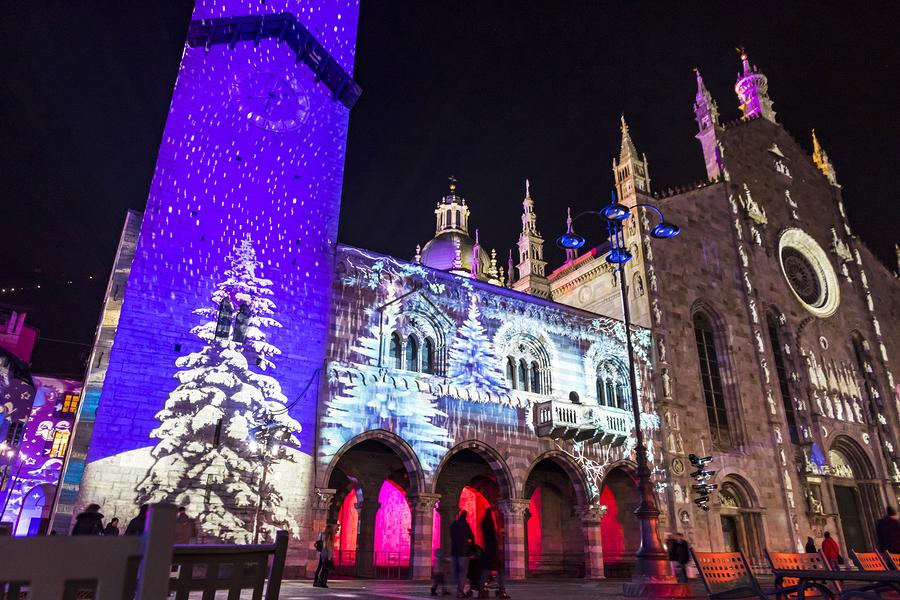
[70,0,359,542]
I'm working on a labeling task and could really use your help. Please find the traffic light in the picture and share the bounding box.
[689,454,717,511]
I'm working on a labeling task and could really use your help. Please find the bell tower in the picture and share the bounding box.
[512,180,550,298]
[613,115,651,206]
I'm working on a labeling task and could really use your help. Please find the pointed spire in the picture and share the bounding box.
[525,178,531,198]
[508,250,514,287]
[738,47,752,76]
[694,68,720,127]
[694,67,722,180]
[734,47,776,122]
[812,129,839,187]
[414,244,422,264]
[619,114,638,162]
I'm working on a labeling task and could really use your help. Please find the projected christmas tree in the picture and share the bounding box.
[135,236,301,542]
[322,285,451,471]
[447,293,507,394]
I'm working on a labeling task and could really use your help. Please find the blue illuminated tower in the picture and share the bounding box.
[57,0,360,554]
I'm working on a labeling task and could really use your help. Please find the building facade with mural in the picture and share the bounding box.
[54,0,900,582]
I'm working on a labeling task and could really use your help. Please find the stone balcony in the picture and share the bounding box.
[533,399,631,446]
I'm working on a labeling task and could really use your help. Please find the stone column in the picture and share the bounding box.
[355,499,381,578]
[307,488,336,577]
[408,493,441,580]
[498,499,531,580]
[576,503,608,579]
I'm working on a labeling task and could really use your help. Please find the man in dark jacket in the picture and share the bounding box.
[876,506,900,553]
[479,508,509,599]
[125,504,149,536]
[667,532,691,582]
[71,503,104,535]
[449,510,475,598]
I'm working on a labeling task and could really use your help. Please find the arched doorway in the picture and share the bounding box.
[326,435,423,578]
[827,439,881,553]
[523,458,586,577]
[599,466,639,578]
[716,477,764,562]
[15,484,55,536]
[432,445,513,576]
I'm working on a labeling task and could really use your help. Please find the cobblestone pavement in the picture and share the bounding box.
[277,579,707,599]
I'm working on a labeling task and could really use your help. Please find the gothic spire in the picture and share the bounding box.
[619,114,638,162]
[812,129,839,187]
[694,67,723,180]
[565,207,578,263]
[694,68,719,127]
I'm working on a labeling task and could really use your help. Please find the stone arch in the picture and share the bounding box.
[713,470,767,559]
[321,428,426,494]
[827,435,882,553]
[521,450,592,509]
[828,435,876,480]
[430,439,515,499]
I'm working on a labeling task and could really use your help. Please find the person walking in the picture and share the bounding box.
[479,508,509,599]
[313,523,336,588]
[103,517,120,536]
[804,536,816,553]
[876,506,900,553]
[431,546,451,596]
[125,504,149,536]
[71,503,104,535]
[173,506,198,544]
[821,531,842,570]
[667,532,690,583]
[450,510,475,599]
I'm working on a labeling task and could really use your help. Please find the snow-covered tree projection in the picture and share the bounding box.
[135,236,301,543]
[447,292,507,394]
[322,265,452,471]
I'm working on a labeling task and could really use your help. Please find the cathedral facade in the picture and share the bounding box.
[58,2,899,580]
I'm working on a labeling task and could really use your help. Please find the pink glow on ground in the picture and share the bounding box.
[599,481,624,561]
[527,485,543,569]
[374,480,411,565]
[335,492,358,566]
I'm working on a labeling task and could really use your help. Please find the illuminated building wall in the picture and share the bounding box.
[65,0,359,556]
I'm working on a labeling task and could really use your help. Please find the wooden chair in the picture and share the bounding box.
[851,551,888,572]
[765,551,837,598]
[0,503,176,600]
[168,529,288,600]
[883,552,900,571]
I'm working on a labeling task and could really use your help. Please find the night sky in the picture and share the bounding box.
[2,2,898,375]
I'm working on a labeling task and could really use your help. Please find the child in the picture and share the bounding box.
[431,546,451,596]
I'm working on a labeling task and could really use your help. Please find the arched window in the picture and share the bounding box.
[766,314,798,443]
[506,356,517,389]
[389,332,402,369]
[405,335,419,372]
[694,312,732,447]
[423,338,435,374]
[519,359,529,392]
[595,361,629,409]
[530,361,541,394]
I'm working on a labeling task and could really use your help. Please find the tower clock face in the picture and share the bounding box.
[231,70,311,132]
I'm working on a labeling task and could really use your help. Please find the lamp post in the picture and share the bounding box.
[558,193,691,598]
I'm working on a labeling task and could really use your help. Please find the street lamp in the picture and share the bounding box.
[558,193,690,598]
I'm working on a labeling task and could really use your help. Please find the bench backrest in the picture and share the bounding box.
[882,551,900,571]
[851,550,887,572]
[0,503,175,599]
[691,550,762,597]
[765,550,834,593]
[169,530,288,600]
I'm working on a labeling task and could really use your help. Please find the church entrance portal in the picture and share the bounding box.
[524,458,585,577]
[599,467,639,579]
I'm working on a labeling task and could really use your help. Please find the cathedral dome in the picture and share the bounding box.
[421,231,489,274]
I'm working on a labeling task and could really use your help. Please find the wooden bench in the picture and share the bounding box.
[169,530,288,600]
[0,503,176,600]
